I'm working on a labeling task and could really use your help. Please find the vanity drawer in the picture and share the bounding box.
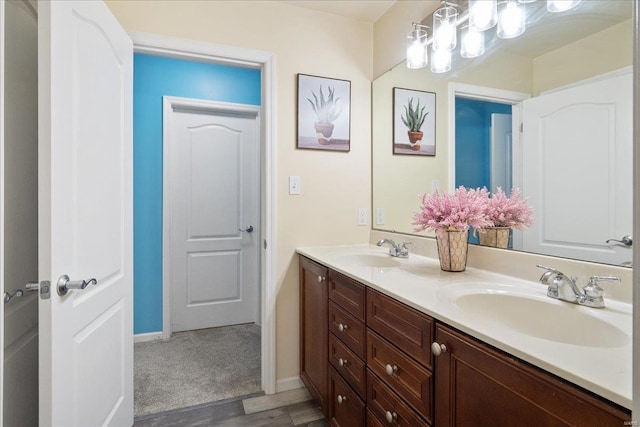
[329,301,366,359]
[367,370,430,427]
[366,410,385,427]
[367,330,433,422]
[329,366,365,427]
[367,289,434,369]
[329,332,366,398]
[329,269,365,321]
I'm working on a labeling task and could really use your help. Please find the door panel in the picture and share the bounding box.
[522,71,632,265]
[167,101,260,332]
[38,1,133,426]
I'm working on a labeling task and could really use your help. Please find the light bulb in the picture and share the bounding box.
[433,6,458,51]
[469,0,497,31]
[430,47,451,73]
[547,0,582,12]
[406,27,428,69]
[498,0,526,39]
[461,26,485,58]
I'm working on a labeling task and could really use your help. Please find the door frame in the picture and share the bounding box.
[162,96,261,330]
[448,82,529,249]
[130,32,277,395]
[0,1,6,422]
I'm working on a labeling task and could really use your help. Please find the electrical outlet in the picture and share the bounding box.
[358,208,368,226]
[289,176,301,195]
[432,179,440,193]
[376,208,385,225]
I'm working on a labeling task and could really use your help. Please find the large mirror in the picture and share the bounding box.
[372,0,633,267]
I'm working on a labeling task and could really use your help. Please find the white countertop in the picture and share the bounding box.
[297,244,632,410]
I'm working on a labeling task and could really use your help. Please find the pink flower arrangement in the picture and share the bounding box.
[412,186,493,235]
[484,187,534,229]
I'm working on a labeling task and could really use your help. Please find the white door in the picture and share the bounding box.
[521,71,632,265]
[165,98,260,332]
[38,2,133,426]
[490,113,512,193]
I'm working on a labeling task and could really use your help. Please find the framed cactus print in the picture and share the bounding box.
[393,87,436,156]
[297,73,351,152]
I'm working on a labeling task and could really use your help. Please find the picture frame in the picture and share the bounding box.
[297,73,351,152]
[393,87,436,156]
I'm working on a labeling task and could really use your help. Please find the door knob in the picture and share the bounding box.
[606,235,632,246]
[57,275,98,296]
[239,225,254,233]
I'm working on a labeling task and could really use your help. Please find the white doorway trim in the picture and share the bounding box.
[130,32,277,395]
[0,1,6,422]
[448,82,530,194]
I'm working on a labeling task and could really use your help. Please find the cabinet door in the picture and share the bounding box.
[434,324,630,426]
[329,367,365,427]
[299,256,329,416]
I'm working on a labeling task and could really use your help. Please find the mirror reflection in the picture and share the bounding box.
[372,0,633,267]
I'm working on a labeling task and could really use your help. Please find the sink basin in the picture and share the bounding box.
[334,253,401,268]
[455,293,629,348]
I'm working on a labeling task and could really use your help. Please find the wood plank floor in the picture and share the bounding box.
[134,389,328,427]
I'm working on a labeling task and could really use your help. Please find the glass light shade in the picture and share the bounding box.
[468,0,497,31]
[430,47,451,73]
[406,28,429,69]
[460,26,485,58]
[433,5,458,51]
[547,0,582,12]
[497,0,526,39]
[517,0,537,3]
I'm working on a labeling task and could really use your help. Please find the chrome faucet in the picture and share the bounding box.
[535,264,620,308]
[377,239,410,258]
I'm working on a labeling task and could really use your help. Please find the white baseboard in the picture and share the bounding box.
[134,331,164,343]
[276,376,303,393]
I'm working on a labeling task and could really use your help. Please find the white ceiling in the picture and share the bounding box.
[280,0,397,23]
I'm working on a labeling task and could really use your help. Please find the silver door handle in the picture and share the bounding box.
[606,235,632,247]
[239,225,254,233]
[57,275,98,296]
[4,281,41,304]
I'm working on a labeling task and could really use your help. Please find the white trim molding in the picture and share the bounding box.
[133,332,164,344]
[0,1,6,423]
[130,32,277,395]
[275,376,304,393]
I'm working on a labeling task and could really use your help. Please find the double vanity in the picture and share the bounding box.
[297,243,632,426]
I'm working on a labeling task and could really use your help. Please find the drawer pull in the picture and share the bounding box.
[337,394,347,404]
[385,410,398,423]
[339,357,348,367]
[431,341,447,356]
[317,275,325,283]
[385,364,398,376]
[338,323,348,332]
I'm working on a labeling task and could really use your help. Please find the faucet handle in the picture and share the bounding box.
[583,276,620,299]
[535,264,562,274]
[589,275,621,283]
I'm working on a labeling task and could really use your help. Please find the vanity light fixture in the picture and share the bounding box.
[497,0,526,39]
[431,47,452,73]
[468,0,498,31]
[433,2,459,51]
[547,0,582,12]
[406,23,430,69]
[460,25,485,58]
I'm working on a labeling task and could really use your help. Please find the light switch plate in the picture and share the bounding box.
[289,176,301,195]
[376,208,385,225]
[432,179,440,193]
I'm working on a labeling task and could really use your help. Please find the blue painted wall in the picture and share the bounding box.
[455,97,511,243]
[133,54,261,334]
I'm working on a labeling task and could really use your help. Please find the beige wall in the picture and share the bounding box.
[105,0,373,385]
[533,19,633,94]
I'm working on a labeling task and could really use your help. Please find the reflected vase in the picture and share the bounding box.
[436,229,469,272]
[479,227,511,249]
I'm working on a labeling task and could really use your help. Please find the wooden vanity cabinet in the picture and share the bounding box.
[299,256,329,416]
[434,323,630,426]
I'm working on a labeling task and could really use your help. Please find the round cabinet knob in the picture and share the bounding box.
[337,394,347,404]
[385,411,397,424]
[385,364,398,376]
[317,276,325,283]
[339,358,348,367]
[338,323,348,332]
[431,342,448,357]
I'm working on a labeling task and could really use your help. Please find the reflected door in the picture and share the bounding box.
[522,70,632,265]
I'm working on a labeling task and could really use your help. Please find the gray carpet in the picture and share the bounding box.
[134,323,261,416]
